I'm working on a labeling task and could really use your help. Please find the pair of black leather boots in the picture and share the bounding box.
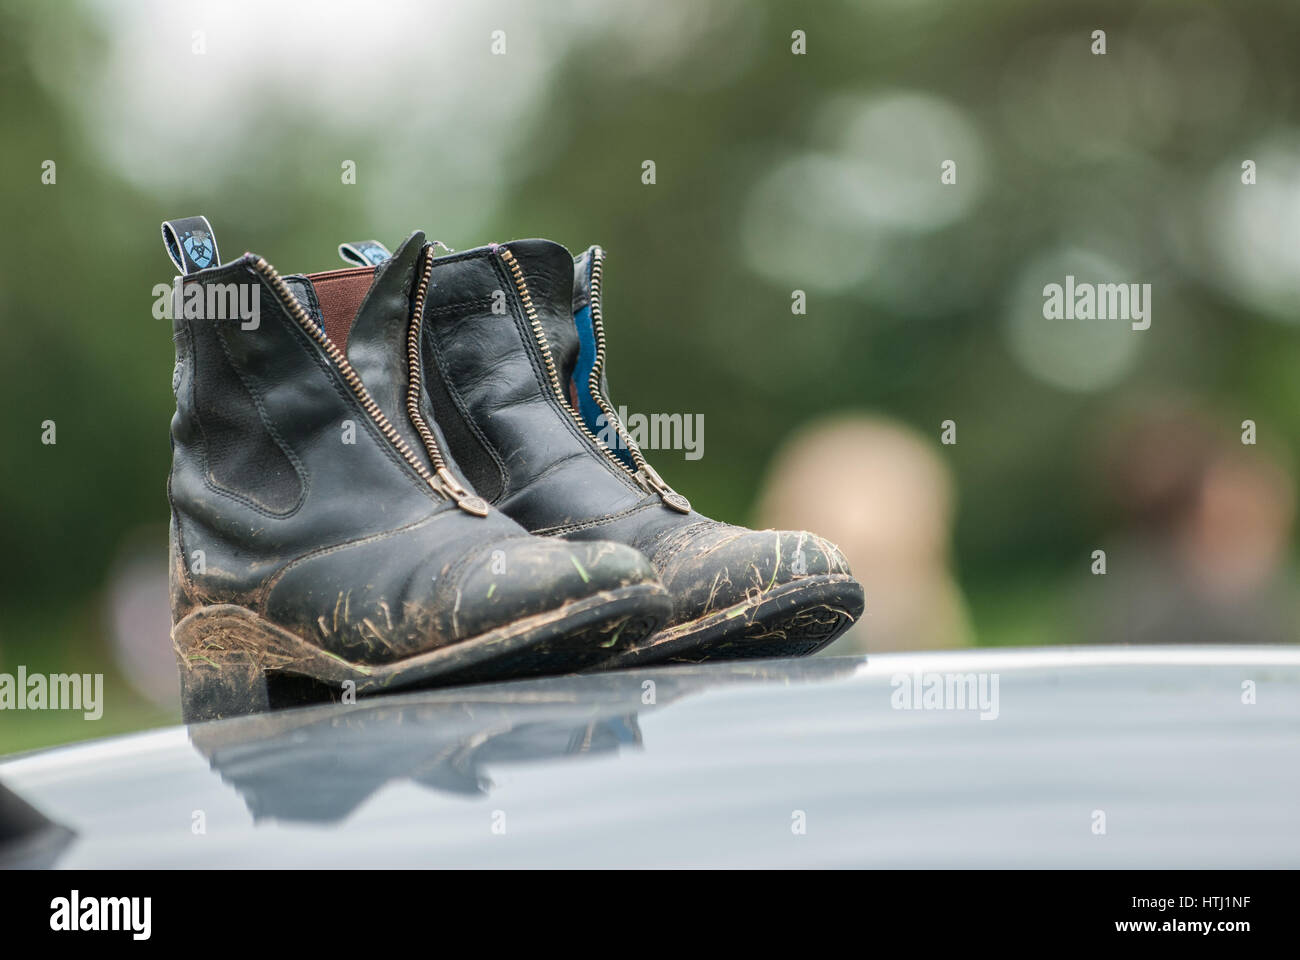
[164,218,863,721]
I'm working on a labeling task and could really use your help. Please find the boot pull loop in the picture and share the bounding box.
[339,239,453,267]
[338,240,392,266]
[162,216,221,274]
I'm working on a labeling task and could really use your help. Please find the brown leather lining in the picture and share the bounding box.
[306,266,376,349]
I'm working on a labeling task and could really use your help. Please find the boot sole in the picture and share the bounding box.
[173,583,670,722]
[597,574,863,668]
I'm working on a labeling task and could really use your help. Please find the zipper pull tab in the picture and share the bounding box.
[435,467,490,517]
[637,464,691,514]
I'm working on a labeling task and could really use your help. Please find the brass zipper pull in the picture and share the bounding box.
[436,467,490,517]
[636,464,691,514]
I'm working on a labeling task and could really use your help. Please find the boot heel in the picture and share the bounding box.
[172,606,279,722]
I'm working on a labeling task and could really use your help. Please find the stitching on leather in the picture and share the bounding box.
[531,497,661,536]
[426,294,495,317]
[168,317,196,600]
[421,265,512,496]
[509,448,588,491]
[213,315,311,519]
[422,311,511,501]
[167,463,195,602]
[177,265,310,520]
[258,510,445,603]
[649,520,725,570]
[429,535,504,608]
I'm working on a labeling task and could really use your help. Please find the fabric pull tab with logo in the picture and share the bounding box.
[162,216,221,274]
[338,240,392,266]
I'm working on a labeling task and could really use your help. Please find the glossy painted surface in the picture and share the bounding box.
[2,647,1298,868]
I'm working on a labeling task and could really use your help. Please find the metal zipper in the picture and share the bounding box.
[497,244,690,513]
[406,247,489,516]
[586,248,690,512]
[249,255,466,510]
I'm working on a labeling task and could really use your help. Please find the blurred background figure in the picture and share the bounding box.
[104,528,177,712]
[756,415,972,653]
[1071,406,1299,646]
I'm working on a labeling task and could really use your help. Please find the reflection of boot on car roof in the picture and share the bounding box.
[187,660,859,824]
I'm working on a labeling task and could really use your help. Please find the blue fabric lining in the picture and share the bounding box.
[571,304,604,432]
[571,276,637,469]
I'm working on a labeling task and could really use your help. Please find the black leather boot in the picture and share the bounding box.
[392,236,864,665]
[163,219,671,721]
